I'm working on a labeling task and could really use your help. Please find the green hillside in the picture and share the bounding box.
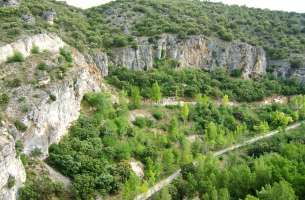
[2,0,305,59]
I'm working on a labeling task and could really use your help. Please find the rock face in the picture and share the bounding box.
[111,34,267,78]
[0,33,106,199]
[0,33,65,64]
[0,0,19,7]
[270,59,305,82]
[4,50,102,155]
[0,33,105,156]
[0,132,26,200]
[87,51,109,76]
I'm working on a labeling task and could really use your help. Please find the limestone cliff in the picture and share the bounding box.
[111,34,267,78]
[1,37,102,155]
[0,33,105,199]
[0,132,26,200]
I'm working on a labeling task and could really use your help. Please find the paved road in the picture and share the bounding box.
[134,122,303,200]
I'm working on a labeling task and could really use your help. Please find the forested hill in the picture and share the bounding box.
[87,0,305,60]
[1,0,305,61]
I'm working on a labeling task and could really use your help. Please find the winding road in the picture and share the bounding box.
[134,122,303,200]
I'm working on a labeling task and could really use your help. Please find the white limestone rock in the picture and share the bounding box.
[0,132,26,200]
[0,33,65,64]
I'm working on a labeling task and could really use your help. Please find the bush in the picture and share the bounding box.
[231,69,242,77]
[49,94,57,102]
[152,110,164,120]
[6,52,24,63]
[14,120,27,132]
[290,56,305,69]
[59,48,73,63]
[15,140,24,156]
[37,62,48,70]
[0,93,9,107]
[31,148,42,157]
[133,117,153,128]
[7,175,15,189]
[7,78,21,88]
[31,45,39,54]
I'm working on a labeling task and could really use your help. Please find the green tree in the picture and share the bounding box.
[130,86,142,109]
[169,117,179,140]
[271,111,293,127]
[245,195,259,200]
[150,82,162,102]
[254,121,270,134]
[218,188,230,200]
[205,122,218,142]
[180,104,189,123]
[257,181,296,200]
[222,95,230,107]
[155,187,172,200]
[73,174,96,200]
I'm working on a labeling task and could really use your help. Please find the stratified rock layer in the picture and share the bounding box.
[111,34,267,78]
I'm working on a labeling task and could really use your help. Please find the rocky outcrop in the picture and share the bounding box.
[0,0,19,7]
[21,14,35,25]
[5,50,102,155]
[111,34,267,78]
[0,33,65,64]
[0,132,26,200]
[42,10,56,25]
[0,33,105,156]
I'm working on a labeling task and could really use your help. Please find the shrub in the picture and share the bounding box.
[59,48,73,63]
[7,175,15,189]
[31,45,39,54]
[15,140,24,156]
[133,117,153,128]
[37,62,48,70]
[30,148,42,157]
[49,94,57,102]
[7,78,21,88]
[14,120,27,132]
[7,52,24,63]
[0,93,9,107]
[133,117,146,128]
[231,69,242,77]
[152,110,164,120]
[21,104,29,113]
[290,56,305,69]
